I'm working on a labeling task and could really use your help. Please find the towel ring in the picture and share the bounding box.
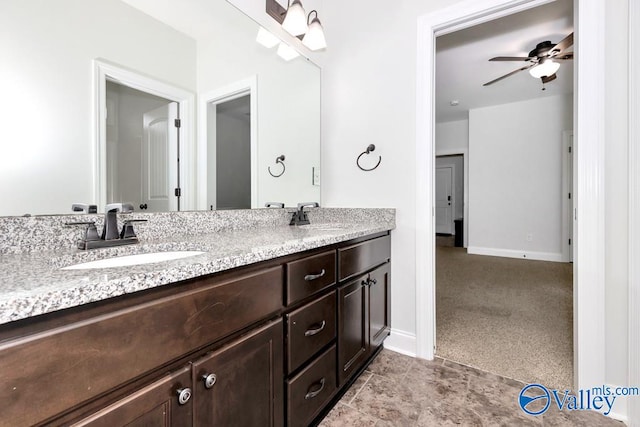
[268,154,286,177]
[356,144,381,171]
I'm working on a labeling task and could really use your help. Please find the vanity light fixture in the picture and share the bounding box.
[256,27,280,48]
[277,42,300,61]
[282,0,307,36]
[302,10,327,51]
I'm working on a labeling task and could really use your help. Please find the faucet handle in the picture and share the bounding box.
[265,202,285,208]
[65,221,100,242]
[296,202,320,210]
[120,219,148,239]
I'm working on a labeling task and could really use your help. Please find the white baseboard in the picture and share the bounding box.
[467,246,565,262]
[383,328,417,357]
[605,384,628,424]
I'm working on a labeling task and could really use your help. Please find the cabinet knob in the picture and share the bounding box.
[369,278,378,286]
[202,373,217,389]
[176,387,192,405]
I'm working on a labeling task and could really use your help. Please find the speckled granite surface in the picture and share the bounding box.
[0,208,395,325]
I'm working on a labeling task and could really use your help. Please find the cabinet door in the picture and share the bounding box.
[368,263,391,352]
[192,319,283,427]
[71,365,192,427]
[337,277,369,386]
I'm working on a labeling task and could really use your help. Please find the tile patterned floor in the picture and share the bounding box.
[319,349,623,427]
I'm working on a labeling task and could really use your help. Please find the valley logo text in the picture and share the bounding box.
[518,383,639,416]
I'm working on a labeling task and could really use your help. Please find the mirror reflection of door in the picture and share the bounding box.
[105,81,178,213]
[207,95,251,210]
[435,166,454,234]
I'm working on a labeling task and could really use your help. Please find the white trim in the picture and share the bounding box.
[197,76,259,210]
[436,149,469,247]
[467,246,564,263]
[573,0,606,391]
[415,0,606,394]
[93,59,196,212]
[628,0,640,425]
[605,383,629,424]
[561,130,574,263]
[383,329,417,357]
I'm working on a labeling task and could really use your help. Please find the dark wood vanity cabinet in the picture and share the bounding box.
[337,237,391,386]
[71,366,193,427]
[0,232,390,427]
[192,320,283,426]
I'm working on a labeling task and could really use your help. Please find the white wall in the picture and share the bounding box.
[0,0,196,216]
[195,0,321,208]
[468,94,572,261]
[319,0,465,349]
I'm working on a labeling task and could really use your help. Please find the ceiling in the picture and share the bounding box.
[436,0,573,123]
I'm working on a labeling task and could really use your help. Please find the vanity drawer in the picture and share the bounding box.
[286,291,336,374]
[0,267,283,427]
[286,250,336,305]
[286,345,337,427]
[338,235,390,281]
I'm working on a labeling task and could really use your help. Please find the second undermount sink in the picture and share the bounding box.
[61,251,206,270]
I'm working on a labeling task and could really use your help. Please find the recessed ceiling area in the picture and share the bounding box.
[436,0,573,123]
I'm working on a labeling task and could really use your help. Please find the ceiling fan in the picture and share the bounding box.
[483,32,573,88]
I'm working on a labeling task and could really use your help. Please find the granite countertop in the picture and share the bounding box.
[0,222,393,325]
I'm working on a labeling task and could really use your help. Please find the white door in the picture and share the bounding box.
[142,102,178,212]
[568,133,573,262]
[435,167,453,234]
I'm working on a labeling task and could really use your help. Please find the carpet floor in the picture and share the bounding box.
[435,244,573,390]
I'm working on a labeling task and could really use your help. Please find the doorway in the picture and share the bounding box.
[416,0,607,393]
[106,81,177,212]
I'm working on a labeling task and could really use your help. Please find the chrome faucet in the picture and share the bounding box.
[289,202,319,226]
[66,203,147,250]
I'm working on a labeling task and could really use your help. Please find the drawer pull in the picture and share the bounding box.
[304,269,326,281]
[202,373,217,389]
[304,320,326,337]
[176,387,192,405]
[304,377,326,400]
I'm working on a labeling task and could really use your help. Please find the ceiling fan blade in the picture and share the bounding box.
[549,32,574,56]
[483,64,535,86]
[489,56,534,62]
[554,52,574,60]
[542,73,557,84]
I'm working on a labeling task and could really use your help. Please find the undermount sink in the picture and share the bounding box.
[61,251,206,270]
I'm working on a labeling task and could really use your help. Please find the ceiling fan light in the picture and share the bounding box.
[256,27,280,49]
[529,59,561,79]
[302,16,327,51]
[282,0,307,36]
[277,42,299,61]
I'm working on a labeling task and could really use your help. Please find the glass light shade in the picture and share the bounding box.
[302,17,327,51]
[529,60,560,78]
[282,0,307,36]
[277,42,300,61]
[256,27,280,48]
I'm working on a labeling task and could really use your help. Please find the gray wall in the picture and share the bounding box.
[215,97,251,209]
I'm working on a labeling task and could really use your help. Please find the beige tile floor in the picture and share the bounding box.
[319,349,623,427]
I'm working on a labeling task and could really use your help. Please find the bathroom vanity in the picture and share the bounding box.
[0,208,394,426]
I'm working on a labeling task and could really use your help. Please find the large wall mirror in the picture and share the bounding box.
[0,0,320,216]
